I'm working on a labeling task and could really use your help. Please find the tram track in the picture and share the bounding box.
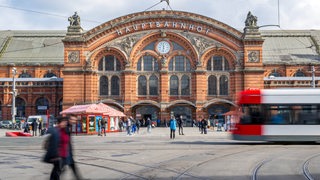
[251,149,320,180]
[0,144,281,180]
[302,153,320,180]
[1,143,320,179]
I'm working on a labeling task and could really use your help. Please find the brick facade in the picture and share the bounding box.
[0,10,319,124]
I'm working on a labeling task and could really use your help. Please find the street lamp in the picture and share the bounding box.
[311,66,315,88]
[11,67,17,125]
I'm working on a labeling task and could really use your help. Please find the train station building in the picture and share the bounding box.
[0,10,319,125]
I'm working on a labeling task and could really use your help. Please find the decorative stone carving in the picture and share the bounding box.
[248,50,260,63]
[99,32,148,68]
[122,37,135,56]
[179,32,212,55]
[67,51,80,63]
[86,58,92,67]
[161,55,167,66]
[68,12,81,27]
[245,11,258,27]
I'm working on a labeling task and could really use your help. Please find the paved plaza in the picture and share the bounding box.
[0,127,232,180]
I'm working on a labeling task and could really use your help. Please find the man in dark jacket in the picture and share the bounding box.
[31,119,38,136]
[177,116,184,135]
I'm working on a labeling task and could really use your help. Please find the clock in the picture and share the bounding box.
[156,40,171,54]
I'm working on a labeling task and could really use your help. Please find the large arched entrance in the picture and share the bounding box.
[133,105,160,126]
[168,105,194,127]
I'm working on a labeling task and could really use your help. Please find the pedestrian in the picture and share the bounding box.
[38,120,42,136]
[169,116,177,139]
[66,114,83,180]
[147,118,152,133]
[177,116,184,135]
[136,119,141,134]
[24,121,30,133]
[43,116,69,180]
[131,117,136,134]
[126,117,132,135]
[101,117,107,136]
[31,119,38,136]
[201,118,208,134]
[97,118,102,136]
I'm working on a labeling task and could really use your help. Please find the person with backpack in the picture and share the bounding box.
[101,117,107,136]
[169,116,177,139]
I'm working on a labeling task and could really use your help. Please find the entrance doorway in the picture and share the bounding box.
[170,106,192,127]
[135,105,159,127]
[143,114,152,126]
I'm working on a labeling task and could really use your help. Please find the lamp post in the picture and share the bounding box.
[11,67,17,125]
[311,66,315,88]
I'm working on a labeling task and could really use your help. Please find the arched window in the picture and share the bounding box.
[208,75,217,95]
[149,75,158,95]
[99,76,108,96]
[138,75,147,95]
[207,56,229,71]
[170,75,179,95]
[111,76,120,95]
[44,73,57,78]
[98,55,121,71]
[219,75,228,95]
[294,70,305,77]
[16,97,26,117]
[19,73,32,78]
[137,55,158,71]
[269,69,281,77]
[35,97,49,115]
[181,75,190,95]
[169,56,191,72]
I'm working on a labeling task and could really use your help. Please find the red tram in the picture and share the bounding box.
[231,89,320,142]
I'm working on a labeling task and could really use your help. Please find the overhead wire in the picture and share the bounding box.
[0,5,102,24]
[0,0,317,56]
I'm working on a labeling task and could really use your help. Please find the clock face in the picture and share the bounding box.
[156,41,171,54]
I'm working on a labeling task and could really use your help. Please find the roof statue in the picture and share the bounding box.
[245,11,258,27]
[68,12,81,27]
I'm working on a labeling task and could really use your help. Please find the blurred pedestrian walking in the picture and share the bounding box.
[66,114,83,180]
[43,116,69,180]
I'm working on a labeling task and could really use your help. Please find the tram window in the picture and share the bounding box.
[240,105,264,124]
[264,105,320,125]
[296,105,320,124]
[265,105,290,124]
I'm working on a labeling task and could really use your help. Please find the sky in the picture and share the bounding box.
[0,0,320,31]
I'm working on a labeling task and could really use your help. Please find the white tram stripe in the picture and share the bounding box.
[263,125,320,136]
[261,89,320,104]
